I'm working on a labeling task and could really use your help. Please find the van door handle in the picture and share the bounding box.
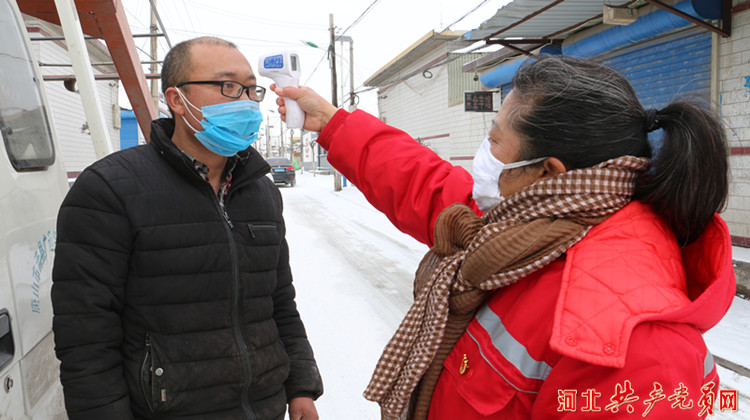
[0,309,14,371]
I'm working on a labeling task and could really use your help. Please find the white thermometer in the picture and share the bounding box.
[258,51,304,129]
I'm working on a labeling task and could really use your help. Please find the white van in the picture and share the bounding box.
[0,0,71,418]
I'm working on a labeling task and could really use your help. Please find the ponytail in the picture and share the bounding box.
[633,100,728,245]
[510,56,728,245]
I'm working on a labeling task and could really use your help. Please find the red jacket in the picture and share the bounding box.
[318,110,735,419]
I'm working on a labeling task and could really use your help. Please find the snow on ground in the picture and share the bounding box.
[280,171,749,418]
[705,296,750,419]
[281,172,425,419]
[733,246,750,264]
[705,297,750,374]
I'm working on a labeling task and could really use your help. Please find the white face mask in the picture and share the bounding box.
[471,137,547,212]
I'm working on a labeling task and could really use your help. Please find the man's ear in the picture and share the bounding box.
[541,157,567,178]
[164,86,185,116]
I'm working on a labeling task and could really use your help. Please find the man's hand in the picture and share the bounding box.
[288,396,319,420]
[272,84,338,133]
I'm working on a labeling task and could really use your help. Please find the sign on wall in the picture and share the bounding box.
[464,91,496,112]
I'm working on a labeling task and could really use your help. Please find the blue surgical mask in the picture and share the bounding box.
[472,136,547,212]
[177,88,263,156]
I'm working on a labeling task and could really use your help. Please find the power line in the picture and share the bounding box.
[304,53,328,85]
[317,0,489,105]
[179,2,197,39]
[148,0,172,48]
[342,0,504,98]
[183,0,327,30]
[135,44,155,61]
[340,0,382,35]
[167,28,303,47]
[349,42,491,96]
[305,1,383,89]
[124,4,149,31]
[254,1,382,93]
[440,0,492,32]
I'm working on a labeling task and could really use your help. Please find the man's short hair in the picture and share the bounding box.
[161,37,237,115]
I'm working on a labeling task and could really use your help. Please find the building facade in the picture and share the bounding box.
[370,0,749,249]
[365,30,492,173]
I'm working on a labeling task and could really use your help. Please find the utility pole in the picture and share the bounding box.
[329,14,338,108]
[150,0,159,111]
[339,38,345,107]
[349,40,356,110]
[349,39,355,110]
[335,36,356,111]
[279,118,284,158]
[329,14,342,191]
[289,130,295,162]
[265,117,270,157]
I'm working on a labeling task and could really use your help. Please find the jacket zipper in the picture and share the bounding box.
[247,223,276,239]
[140,332,155,413]
[213,197,257,420]
[221,205,234,228]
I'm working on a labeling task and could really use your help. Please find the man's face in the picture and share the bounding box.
[181,43,257,110]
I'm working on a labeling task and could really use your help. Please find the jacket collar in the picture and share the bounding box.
[148,118,270,185]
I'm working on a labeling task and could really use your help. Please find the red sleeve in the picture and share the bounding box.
[317,109,480,246]
[531,322,719,419]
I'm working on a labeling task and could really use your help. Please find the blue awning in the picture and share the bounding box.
[466,0,723,88]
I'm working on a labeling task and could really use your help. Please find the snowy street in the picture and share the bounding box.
[280,172,749,419]
[282,172,426,419]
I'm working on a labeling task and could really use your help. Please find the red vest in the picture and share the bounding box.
[428,202,734,419]
[318,110,735,419]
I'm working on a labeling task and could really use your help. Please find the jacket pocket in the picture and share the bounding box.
[241,223,282,271]
[140,332,170,413]
[441,330,543,416]
[246,223,279,242]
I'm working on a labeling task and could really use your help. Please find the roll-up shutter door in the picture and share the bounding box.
[497,28,711,113]
[600,28,712,109]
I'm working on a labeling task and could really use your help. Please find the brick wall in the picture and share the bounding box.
[719,3,750,246]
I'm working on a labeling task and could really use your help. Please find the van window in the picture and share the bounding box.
[0,0,55,171]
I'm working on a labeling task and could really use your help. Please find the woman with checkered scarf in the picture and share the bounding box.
[273,55,733,419]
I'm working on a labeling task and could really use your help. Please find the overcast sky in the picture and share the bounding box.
[121,0,511,115]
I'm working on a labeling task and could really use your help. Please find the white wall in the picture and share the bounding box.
[376,51,494,173]
[718,4,750,244]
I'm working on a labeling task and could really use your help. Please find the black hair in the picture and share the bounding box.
[160,37,238,116]
[510,54,728,245]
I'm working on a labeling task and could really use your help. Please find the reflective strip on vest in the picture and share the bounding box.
[475,305,552,381]
[475,306,715,384]
[465,329,541,394]
[704,350,715,379]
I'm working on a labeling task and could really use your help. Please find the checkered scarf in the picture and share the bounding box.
[363,156,650,419]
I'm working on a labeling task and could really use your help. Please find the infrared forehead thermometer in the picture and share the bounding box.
[258,51,304,129]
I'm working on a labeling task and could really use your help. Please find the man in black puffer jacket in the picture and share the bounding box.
[51,37,323,420]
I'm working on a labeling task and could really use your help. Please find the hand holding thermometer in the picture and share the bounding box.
[258,51,304,129]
